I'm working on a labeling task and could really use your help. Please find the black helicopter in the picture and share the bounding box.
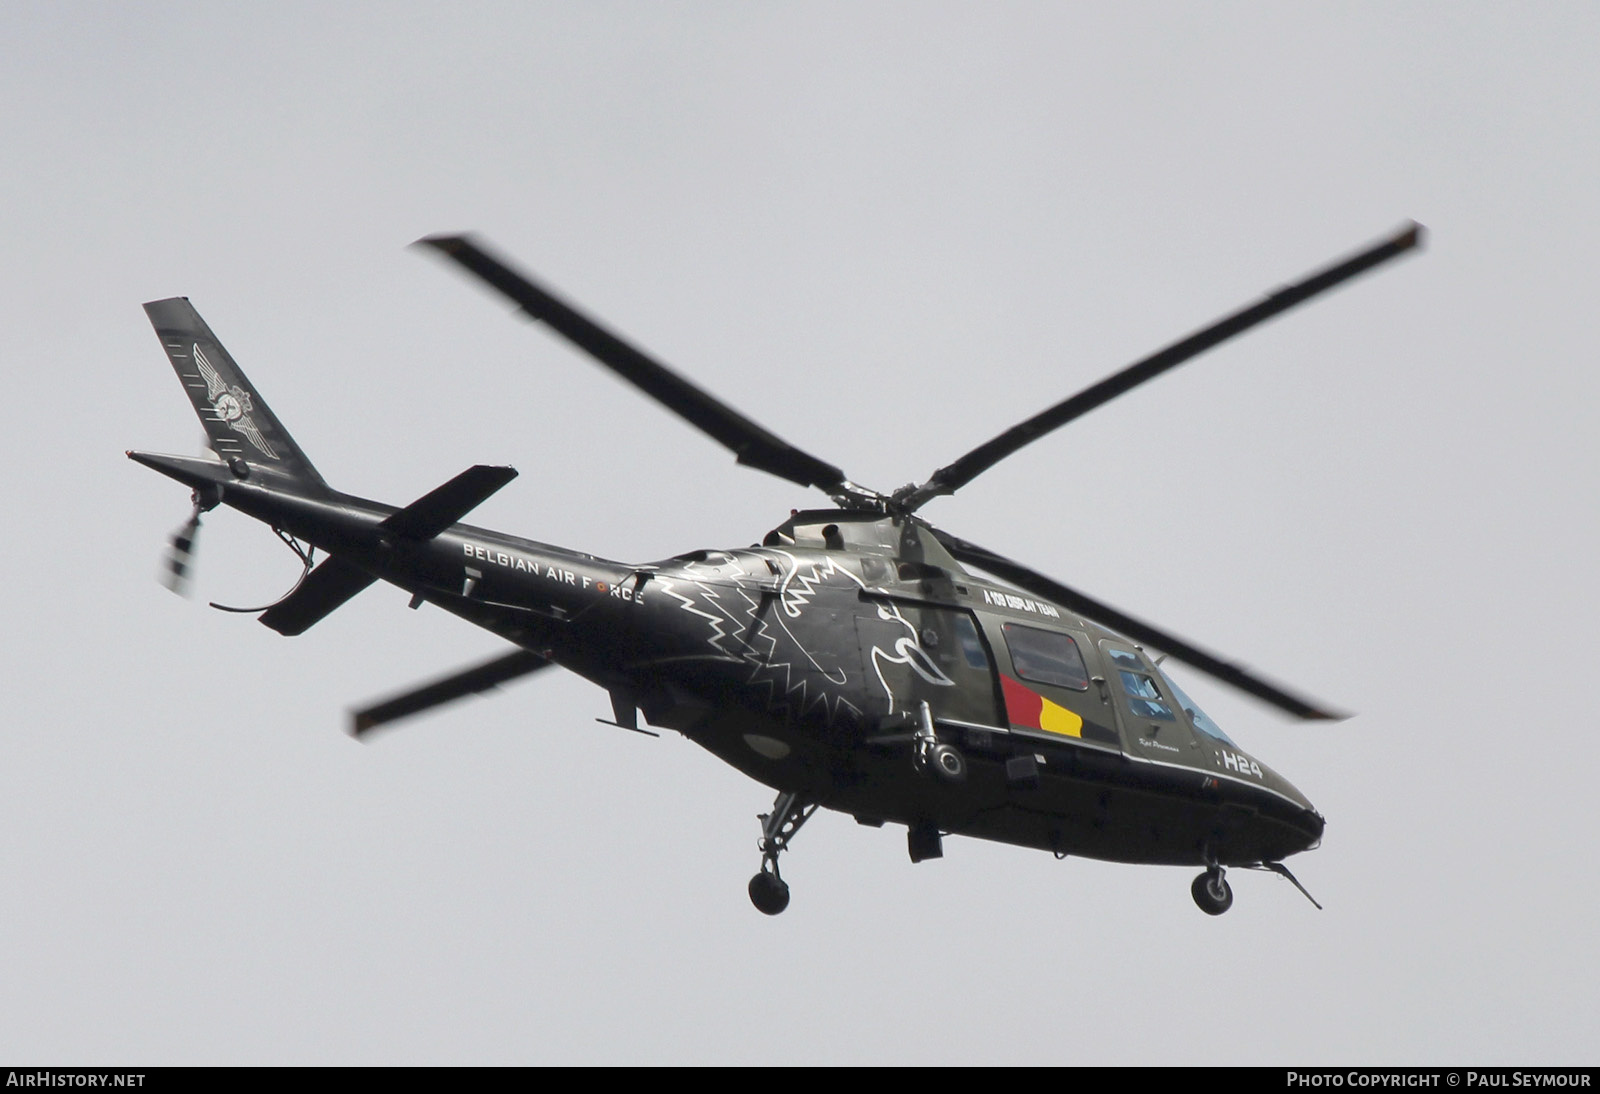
[130,223,1421,916]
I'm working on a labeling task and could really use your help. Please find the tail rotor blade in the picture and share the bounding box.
[162,507,202,595]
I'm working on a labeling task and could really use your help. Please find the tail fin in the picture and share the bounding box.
[143,297,330,493]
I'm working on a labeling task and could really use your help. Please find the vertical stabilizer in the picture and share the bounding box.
[143,297,330,493]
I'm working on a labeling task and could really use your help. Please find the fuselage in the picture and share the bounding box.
[135,452,1322,871]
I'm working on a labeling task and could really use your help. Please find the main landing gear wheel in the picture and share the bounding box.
[748,789,815,916]
[1192,868,1234,916]
[748,869,790,916]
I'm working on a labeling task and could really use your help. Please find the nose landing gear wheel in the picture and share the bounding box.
[928,743,967,782]
[1191,869,1233,915]
[911,702,966,783]
[748,870,791,916]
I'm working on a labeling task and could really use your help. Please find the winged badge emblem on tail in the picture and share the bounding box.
[194,344,278,459]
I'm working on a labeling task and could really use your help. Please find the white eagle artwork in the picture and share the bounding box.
[194,343,278,459]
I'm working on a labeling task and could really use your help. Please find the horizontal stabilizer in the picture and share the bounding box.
[258,465,517,636]
[259,557,378,636]
[351,649,554,737]
[381,464,518,539]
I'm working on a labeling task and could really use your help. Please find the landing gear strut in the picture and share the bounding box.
[912,701,966,782]
[748,790,815,916]
[1191,866,1233,915]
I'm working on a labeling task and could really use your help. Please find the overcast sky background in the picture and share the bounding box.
[2,3,1595,1065]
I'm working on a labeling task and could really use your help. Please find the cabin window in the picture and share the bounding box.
[1002,624,1089,690]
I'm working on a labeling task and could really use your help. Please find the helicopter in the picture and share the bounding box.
[130,222,1422,916]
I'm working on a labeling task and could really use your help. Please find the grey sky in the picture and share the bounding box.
[1,3,1595,1064]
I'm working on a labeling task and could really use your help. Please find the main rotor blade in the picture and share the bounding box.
[901,222,1424,511]
[418,234,852,495]
[932,529,1346,721]
[350,648,555,738]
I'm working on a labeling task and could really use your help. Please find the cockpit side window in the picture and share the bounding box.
[1106,647,1176,721]
[1002,623,1089,690]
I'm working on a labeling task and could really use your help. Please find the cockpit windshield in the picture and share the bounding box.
[1154,665,1235,746]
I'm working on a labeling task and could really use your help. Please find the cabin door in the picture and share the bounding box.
[854,600,1001,727]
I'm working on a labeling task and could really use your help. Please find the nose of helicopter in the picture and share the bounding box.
[1274,791,1326,858]
[1224,762,1326,859]
[1247,797,1325,862]
[1295,805,1326,852]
